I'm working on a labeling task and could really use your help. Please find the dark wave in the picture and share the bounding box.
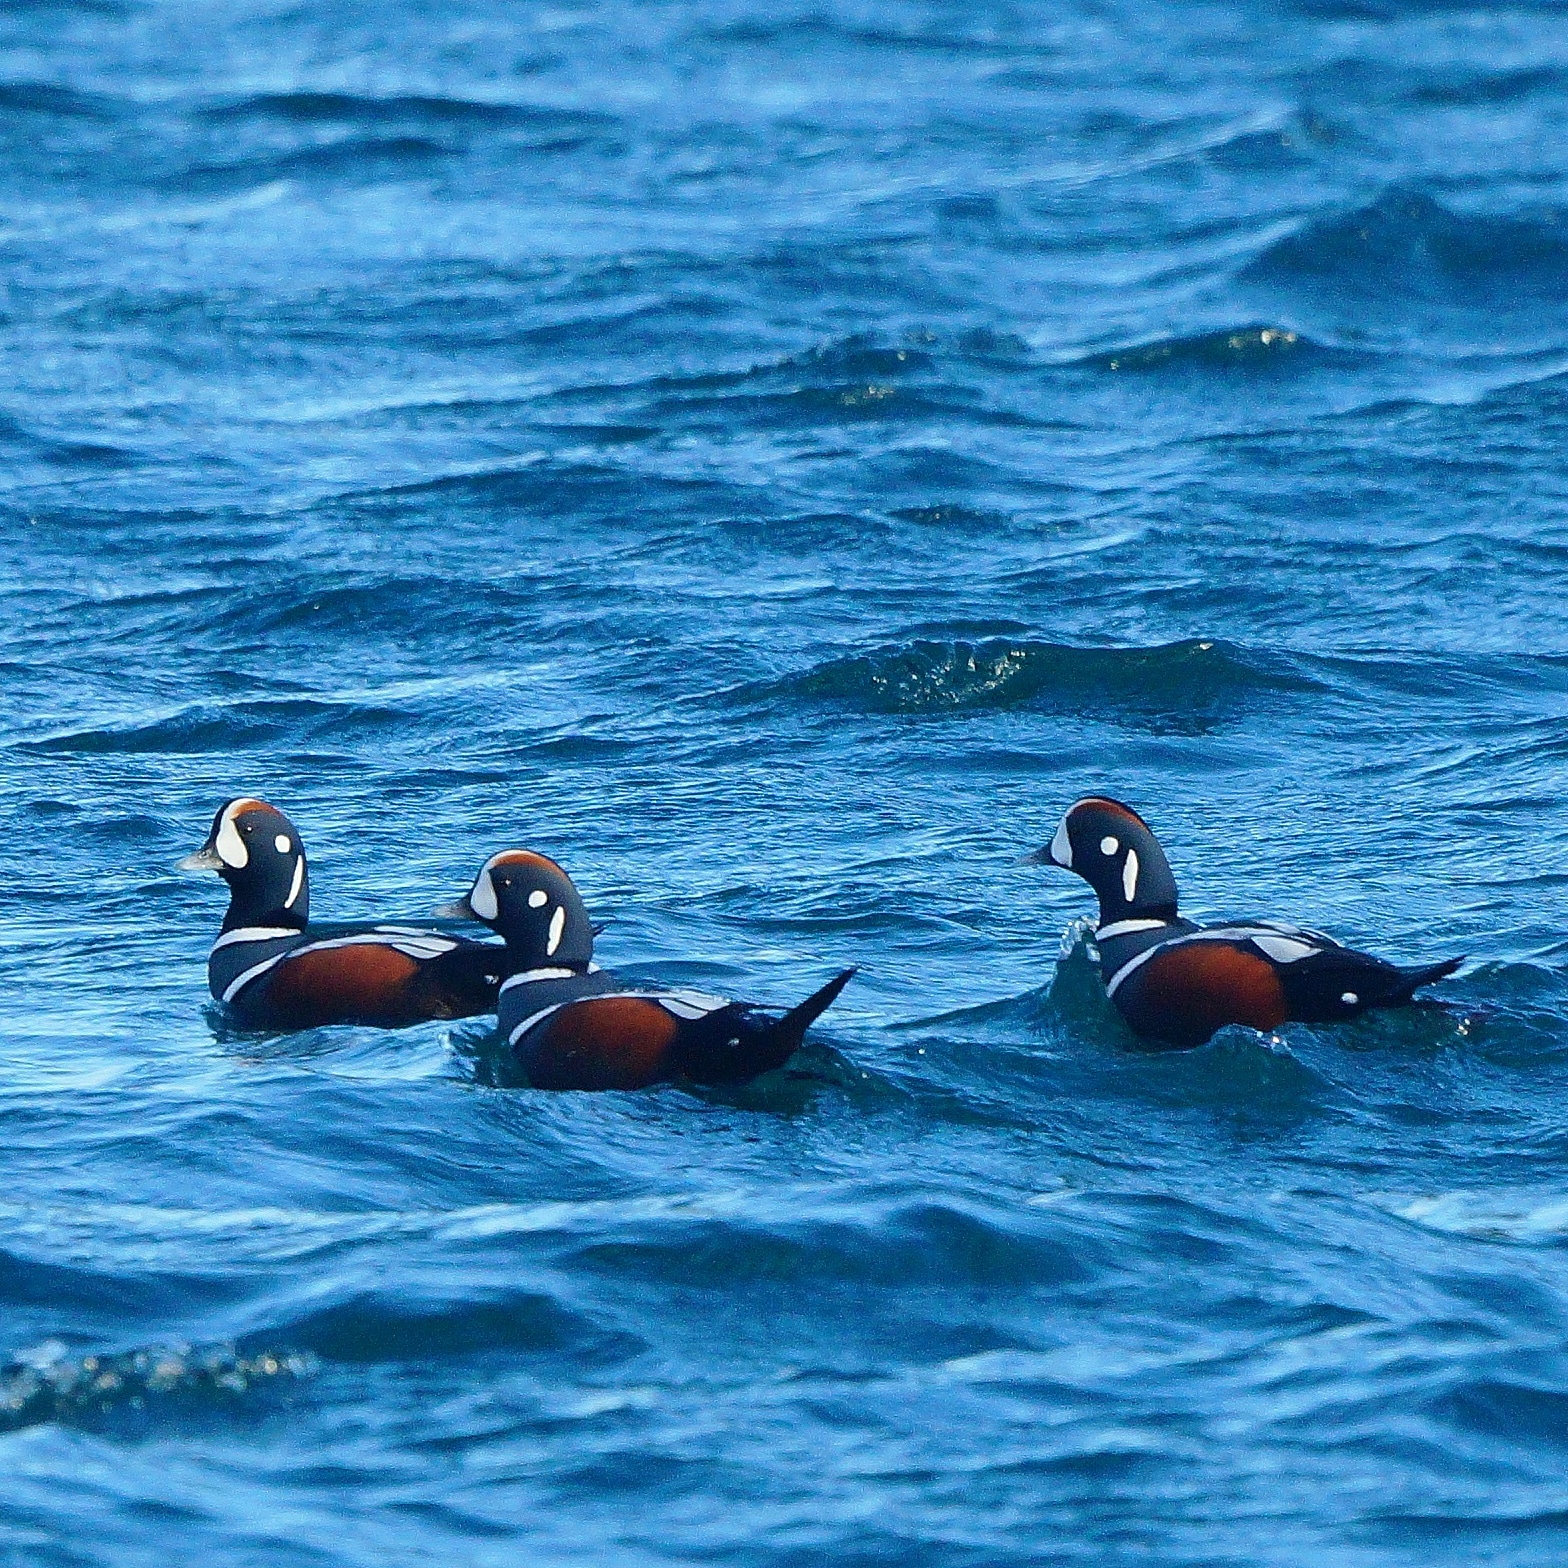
[0,81,113,117]
[1409,67,1564,108]
[762,637,1321,722]
[177,137,453,191]
[0,411,134,468]
[19,697,411,755]
[1243,188,1568,305]
[273,1287,626,1363]
[203,92,613,134]
[561,1197,1088,1291]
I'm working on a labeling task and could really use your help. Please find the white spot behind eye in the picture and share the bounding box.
[546,905,566,956]
[528,889,548,908]
[274,834,291,853]
[1342,991,1359,1005]
[1122,848,1139,902]
[1100,836,1119,856]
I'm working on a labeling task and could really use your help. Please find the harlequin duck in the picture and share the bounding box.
[178,797,509,1029]
[443,849,855,1090]
[1033,796,1463,1049]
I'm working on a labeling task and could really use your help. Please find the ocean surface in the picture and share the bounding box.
[4,0,1568,1562]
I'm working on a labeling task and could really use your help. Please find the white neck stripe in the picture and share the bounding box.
[212,926,303,950]
[499,966,576,991]
[1096,918,1170,941]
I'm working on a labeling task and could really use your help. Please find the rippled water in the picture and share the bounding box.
[5,1,1568,1562]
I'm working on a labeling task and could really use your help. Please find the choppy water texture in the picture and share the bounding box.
[4,1,1568,1562]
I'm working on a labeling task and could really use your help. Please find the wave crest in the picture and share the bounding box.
[772,637,1318,723]
[0,1339,314,1431]
[1083,325,1328,373]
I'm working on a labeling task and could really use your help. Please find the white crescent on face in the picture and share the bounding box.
[468,867,499,922]
[215,802,251,869]
[1049,816,1072,869]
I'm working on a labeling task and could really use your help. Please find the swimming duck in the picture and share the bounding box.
[1034,795,1462,1048]
[446,848,854,1089]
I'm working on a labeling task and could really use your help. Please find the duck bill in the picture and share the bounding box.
[177,845,223,872]
[1025,819,1073,870]
[1023,844,1068,867]
[434,896,478,921]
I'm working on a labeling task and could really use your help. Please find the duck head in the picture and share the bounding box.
[178,797,309,932]
[1032,796,1179,925]
[445,849,595,970]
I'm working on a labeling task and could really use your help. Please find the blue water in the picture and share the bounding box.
[5,0,1568,1561]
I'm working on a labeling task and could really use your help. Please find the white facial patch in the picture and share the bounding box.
[274,834,291,853]
[214,805,249,869]
[469,869,499,922]
[284,855,305,910]
[1049,818,1072,869]
[1342,991,1359,1005]
[1100,836,1119,856]
[546,904,565,956]
[1122,848,1139,902]
[528,889,548,909]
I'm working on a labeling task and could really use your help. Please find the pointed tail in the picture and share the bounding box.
[771,967,857,1053]
[1386,955,1464,1005]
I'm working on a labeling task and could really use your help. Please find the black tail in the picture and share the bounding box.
[1385,955,1464,1006]
[771,967,857,1052]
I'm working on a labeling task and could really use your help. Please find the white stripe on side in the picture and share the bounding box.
[505,985,701,1045]
[507,1001,568,1047]
[1102,924,1329,1000]
[658,991,729,1021]
[1104,943,1165,1000]
[221,952,289,1003]
[290,932,459,957]
[1250,934,1317,965]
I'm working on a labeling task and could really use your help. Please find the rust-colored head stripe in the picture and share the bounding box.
[488,850,566,877]
[1070,797,1147,829]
